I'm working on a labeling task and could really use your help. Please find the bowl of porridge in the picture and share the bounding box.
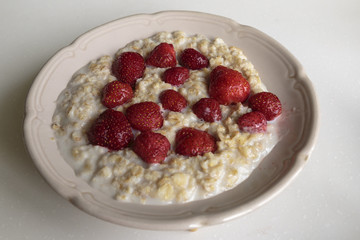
[24,11,319,230]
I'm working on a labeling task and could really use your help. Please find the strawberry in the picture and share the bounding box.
[133,131,170,164]
[208,66,250,105]
[112,52,145,87]
[125,101,163,131]
[159,89,187,112]
[87,109,133,151]
[179,48,209,70]
[192,98,222,122]
[101,81,133,108]
[162,67,190,86]
[175,127,217,156]
[237,111,267,133]
[146,43,177,68]
[248,92,282,121]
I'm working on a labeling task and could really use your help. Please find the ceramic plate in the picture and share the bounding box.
[24,11,319,231]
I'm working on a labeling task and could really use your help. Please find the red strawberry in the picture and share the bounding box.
[125,101,163,131]
[112,52,145,87]
[237,111,267,133]
[133,131,170,164]
[248,92,282,121]
[175,128,217,156]
[192,98,222,122]
[87,109,133,151]
[162,67,190,86]
[159,89,187,112]
[208,66,250,105]
[146,43,176,68]
[179,48,209,70]
[101,81,133,108]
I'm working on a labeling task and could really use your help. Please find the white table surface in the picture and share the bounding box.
[1,0,359,239]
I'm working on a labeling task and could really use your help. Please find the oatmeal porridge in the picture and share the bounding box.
[51,31,281,204]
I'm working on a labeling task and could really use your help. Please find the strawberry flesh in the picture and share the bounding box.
[162,67,190,86]
[160,89,187,112]
[146,43,177,68]
[87,109,133,151]
[125,101,164,131]
[179,48,209,70]
[112,52,145,87]
[248,92,282,121]
[101,81,133,108]
[175,127,217,156]
[238,111,267,133]
[133,131,170,164]
[209,66,250,105]
[192,98,222,122]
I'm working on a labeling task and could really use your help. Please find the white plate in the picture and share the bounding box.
[24,11,319,231]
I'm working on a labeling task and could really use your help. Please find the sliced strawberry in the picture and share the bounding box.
[87,109,133,151]
[175,127,217,156]
[237,111,267,133]
[125,101,163,131]
[208,66,250,105]
[192,98,222,122]
[159,89,187,112]
[162,67,190,86]
[101,81,133,108]
[146,43,176,68]
[133,131,170,164]
[112,52,145,87]
[179,48,209,70]
[248,92,282,121]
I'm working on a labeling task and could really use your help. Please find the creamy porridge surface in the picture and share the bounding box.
[52,31,279,204]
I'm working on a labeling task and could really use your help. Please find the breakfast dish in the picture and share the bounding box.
[25,11,319,230]
[51,31,282,204]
